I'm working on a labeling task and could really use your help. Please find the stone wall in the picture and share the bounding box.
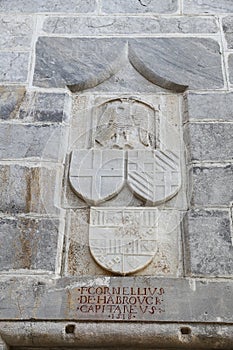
[0,0,233,349]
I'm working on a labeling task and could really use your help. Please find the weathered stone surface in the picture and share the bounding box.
[19,92,71,122]
[0,15,33,50]
[0,0,97,13]
[129,38,223,91]
[222,16,233,49]
[185,92,233,121]
[184,0,233,13]
[0,217,60,271]
[192,165,233,206]
[1,321,233,349]
[69,150,125,205]
[101,0,178,14]
[88,61,169,93]
[33,37,127,90]
[0,124,66,161]
[2,322,233,349]
[43,16,218,35]
[187,123,233,161]
[184,209,233,277]
[0,52,29,83]
[33,37,224,91]
[0,87,25,120]
[66,209,182,277]
[0,276,233,322]
[228,54,233,84]
[0,164,61,215]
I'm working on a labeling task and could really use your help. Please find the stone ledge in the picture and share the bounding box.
[1,321,233,349]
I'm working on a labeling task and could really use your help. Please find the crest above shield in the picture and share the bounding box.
[69,149,125,205]
[89,207,158,275]
[127,149,181,205]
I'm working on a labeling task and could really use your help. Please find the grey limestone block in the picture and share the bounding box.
[0,52,29,83]
[0,164,61,215]
[185,92,233,121]
[0,87,25,120]
[43,16,218,35]
[0,217,60,272]
[129,38,223,91]
[0,0,97,13]
[101,0,178,14]
[184,0,233,14]
[186,123,233,161]
[228,54,233,84]
[183,209,233,277]
[0,123,67,161]
[0,15,33,50]
[18,92,71,123]
[222,16,233,49]
[191,165,233,206]
[33,37,128,90]
[33,37,224,91]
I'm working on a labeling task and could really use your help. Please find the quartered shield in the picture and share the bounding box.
[89,207,158,275]
[127,149,181,205]
[69,149,124,205]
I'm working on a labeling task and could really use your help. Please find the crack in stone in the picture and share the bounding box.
[138,0,152,7]
[88,19,116,29]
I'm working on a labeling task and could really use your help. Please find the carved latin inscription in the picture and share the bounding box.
[76,285,165,321]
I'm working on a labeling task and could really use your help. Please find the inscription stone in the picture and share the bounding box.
[76,285,165,321]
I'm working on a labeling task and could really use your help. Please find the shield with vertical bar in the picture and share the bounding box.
[127,149,181,205]
[89,207,158,275]
[69,149,124,205]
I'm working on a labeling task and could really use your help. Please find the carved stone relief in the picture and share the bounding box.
[68,95,184,275]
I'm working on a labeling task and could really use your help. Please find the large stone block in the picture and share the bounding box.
[0,276,233,324]
[186,123,233,161]
[183,209,233,277]
[0,123,67,161]
[184,0,233,13]
[33,37,224,91]
[0,87,25,120]
[18,92,71,123]
[192,165,233,206]
[43,16,218,35]
[185,92,233,121]
[0,0,97,13]
[0,52,29,83]
[33,37,128,90]
[227,54,233,85]
[222,16,233,49]
[129,38,223,91]
[0,164,61,215]
[101,0,178,14]
[0,217,60,271]
[0,15,33,50]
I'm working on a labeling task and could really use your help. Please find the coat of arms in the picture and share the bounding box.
[69,97,182,275]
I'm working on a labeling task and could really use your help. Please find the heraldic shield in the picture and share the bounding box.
[127,149,181,205]
[69,149,124,205]
[89,207,158,275]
